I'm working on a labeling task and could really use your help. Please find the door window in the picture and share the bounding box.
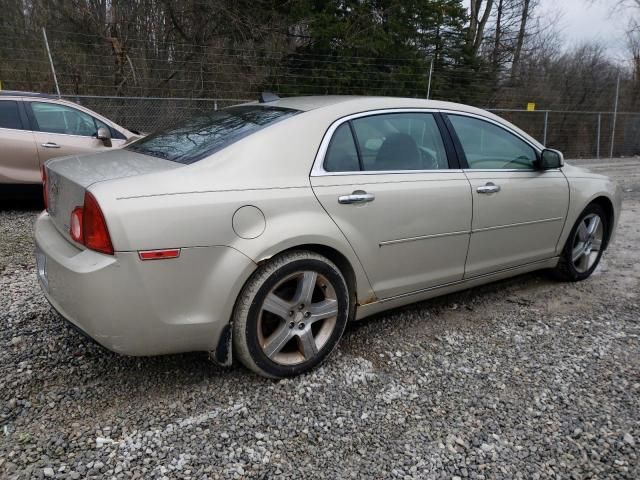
[0,100,24,130]
[352,113,448,171]
[30,102,100,137]
[324,123,360,172]
[448,115,537,170]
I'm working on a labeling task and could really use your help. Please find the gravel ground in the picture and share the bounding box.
[1,159,639,479]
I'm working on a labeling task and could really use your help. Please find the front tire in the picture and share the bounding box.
[554,203,608,281]
[232,251,350,378]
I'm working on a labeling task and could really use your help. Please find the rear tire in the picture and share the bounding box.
[554,203,608,282]
[232,251,350,378]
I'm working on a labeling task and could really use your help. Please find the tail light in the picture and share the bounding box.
[69,192,114,255]
[41,165,48,211]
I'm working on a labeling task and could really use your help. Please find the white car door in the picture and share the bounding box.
[444,113,569,278]
[311,111,472,300]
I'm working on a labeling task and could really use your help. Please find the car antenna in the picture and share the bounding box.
[259,92,280,103]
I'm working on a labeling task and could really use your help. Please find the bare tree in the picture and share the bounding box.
[511,0,534,79]
[468,0,495,55]
[630,34,640,80]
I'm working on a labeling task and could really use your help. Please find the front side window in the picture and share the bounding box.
[93,117,119,139]
[0,100,23,130]
[126,105,300,164]
[30,102,100,137]
[448,115,537,170]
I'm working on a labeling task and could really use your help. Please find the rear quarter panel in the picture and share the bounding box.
[89,113,376,305]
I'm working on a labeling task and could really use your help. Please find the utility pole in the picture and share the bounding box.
[427,58,433,100]
[609,73,620,159]
[42,28,61,98]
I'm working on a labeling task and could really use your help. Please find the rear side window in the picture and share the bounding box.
[0,101,23,130]
[324,123,360,172]
[352,113,448,170]
[126,106,300,164]
[323,112,450,172]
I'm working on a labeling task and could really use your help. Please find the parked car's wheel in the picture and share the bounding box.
[233,251,350,378]
[555,203,608,281]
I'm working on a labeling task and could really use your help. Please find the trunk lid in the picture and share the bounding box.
[45,149,180,243]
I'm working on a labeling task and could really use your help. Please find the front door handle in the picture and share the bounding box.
[477,182,501,194]
[338,190,375,205]
[41,142,60,149]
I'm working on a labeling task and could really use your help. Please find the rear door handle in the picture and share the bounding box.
[477,182,501,194]
[338,190,375,204]
[41,142,60,149]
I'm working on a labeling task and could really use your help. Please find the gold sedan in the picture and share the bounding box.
[34,94,622,378]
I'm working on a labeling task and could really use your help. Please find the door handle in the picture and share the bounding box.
[338,190,375,205]
[477,182,501,194]
[41,142,60,149]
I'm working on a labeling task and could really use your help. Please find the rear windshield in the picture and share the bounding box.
[125,105,300,164]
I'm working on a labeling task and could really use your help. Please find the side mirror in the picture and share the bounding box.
[539,148,563,169]
[96,127,112,147]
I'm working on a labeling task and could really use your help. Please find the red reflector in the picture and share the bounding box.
[138,249,181,261]
[70,207,84,243]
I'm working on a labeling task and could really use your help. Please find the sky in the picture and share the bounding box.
[539,0,629,60]
[462,0,632,61]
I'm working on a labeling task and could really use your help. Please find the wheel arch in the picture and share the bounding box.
[269,243,360,310]
[214,240,374,367]
[589,195,615,250]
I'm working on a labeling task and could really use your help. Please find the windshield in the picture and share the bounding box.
[126,105,300,164]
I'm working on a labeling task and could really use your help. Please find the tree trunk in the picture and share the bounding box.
[492,0,504,68]
[467,0,494,55]
[511,0,531,80]
[473,0,494,54]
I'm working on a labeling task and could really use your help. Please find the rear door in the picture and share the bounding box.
[26,100,125,164]
[0,99,40,183]
[311,111,472,300]
[444,113,569,277]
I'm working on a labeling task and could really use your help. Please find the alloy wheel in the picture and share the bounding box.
[571,213,604,273]
[257,270,339,365]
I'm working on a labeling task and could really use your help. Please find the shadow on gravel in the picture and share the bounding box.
[0,185,44,211]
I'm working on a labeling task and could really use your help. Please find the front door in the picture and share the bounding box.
[26,101,124,165]
[445,113,569,278]
[311,111,472,300]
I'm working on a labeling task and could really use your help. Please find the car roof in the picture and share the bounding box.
[242,95,544,150]
[0,90,59,99]
[246,95,489,114]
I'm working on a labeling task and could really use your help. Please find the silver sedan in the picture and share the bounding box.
[34,95,622,378]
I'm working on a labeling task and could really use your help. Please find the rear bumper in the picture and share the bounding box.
[34,212,256,356]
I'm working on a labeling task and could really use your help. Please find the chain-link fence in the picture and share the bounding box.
[491,109,640,159]
[2,24,639,159]
[62,95,246,133]
[62,94,640,159]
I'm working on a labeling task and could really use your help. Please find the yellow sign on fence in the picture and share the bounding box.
[527,102,536,111]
